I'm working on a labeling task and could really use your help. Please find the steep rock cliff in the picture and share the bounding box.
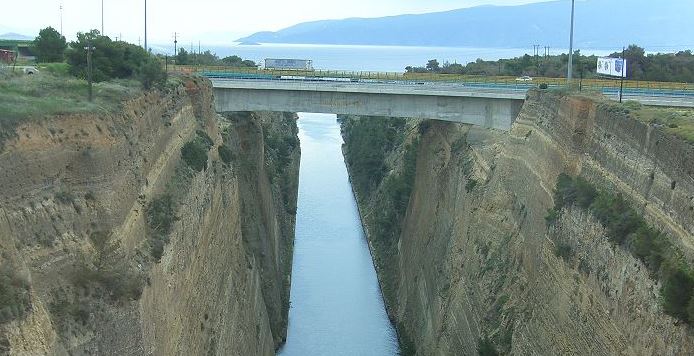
[342,90,694,355]
[0,78,299,355]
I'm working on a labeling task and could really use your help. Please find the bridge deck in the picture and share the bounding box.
[210,77,694,108]
[210,79,528,100]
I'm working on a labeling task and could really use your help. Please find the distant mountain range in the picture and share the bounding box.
[0,32,33,41]
[238,0,693,49]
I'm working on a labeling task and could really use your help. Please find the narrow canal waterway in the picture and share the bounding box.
[278,113,399,355]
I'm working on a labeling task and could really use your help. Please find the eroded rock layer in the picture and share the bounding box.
[0,78,299,356]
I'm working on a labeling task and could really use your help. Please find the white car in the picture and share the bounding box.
[23,66,39,75]
[515,75,533,82]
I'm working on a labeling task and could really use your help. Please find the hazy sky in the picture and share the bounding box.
[2,0,553,44]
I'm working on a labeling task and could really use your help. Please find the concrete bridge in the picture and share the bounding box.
[212,79,525,131]
[211,77,694,131]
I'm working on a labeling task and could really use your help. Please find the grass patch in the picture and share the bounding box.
[0,73,141,149]
[547,173,694,324]
[604,100,694,144]
[39,62,70,76]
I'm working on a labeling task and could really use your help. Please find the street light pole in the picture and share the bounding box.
[144,0,148,52]
[60,4,63,36]
[567,0,575,83]
[101,0,104,35]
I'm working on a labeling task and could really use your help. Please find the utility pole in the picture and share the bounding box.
[101,0,104,35]
[144,0,148,52]
[567,0,575,83]
[84,40,96,102]
[174,32,178,64]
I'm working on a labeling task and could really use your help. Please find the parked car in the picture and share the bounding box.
[515,75,533,82]
[23,66,39,75]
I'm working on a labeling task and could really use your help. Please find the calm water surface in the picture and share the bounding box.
[277,113,399,356]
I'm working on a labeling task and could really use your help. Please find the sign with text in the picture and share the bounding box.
[597,57,627,77]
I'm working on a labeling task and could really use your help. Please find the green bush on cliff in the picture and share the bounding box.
[181,131,213,172]
[341,116,420,307]
[0,263,31,324]
[218,144,233,164]
[145,194,176,260]
[264,125,298,179]
[478,337,500,356]
[136,55,167,90]
[342,117,407,197]
[548,173,694,324]
[554,242,574,262]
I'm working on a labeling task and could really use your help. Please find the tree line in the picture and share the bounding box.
[31,26,257,89]
[406,45,694,83]
[33,26,165,89]
[174,48,256,67]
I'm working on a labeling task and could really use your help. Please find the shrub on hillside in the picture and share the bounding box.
[547,173,694,325]
[136,55,167,90]
[66,30,149,83]
[181,132,213,172]
[0,263,31,324]
[218,145,233,164]
[478,337,499,356]
[145,194,176,260]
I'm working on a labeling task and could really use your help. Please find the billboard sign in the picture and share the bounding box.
[597,57,627,78]
[264,58,313,70]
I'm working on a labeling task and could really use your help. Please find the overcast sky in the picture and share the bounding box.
[1,0,553,44]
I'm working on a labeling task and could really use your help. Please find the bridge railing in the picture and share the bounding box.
[178,65,694,96]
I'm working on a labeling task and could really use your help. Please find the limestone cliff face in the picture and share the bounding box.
[342,91,694,355]
[0,78,299,355]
